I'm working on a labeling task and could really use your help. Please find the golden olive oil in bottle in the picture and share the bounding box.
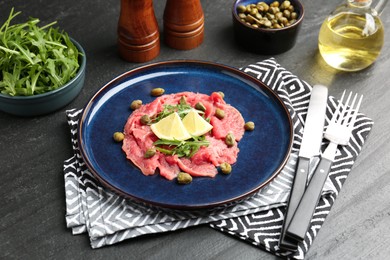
[318,0,384,72]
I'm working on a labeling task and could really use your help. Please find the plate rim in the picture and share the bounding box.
[78,59,293,210]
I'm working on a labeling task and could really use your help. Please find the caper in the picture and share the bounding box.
[279,16,289,25]
[250,8,258,16]
[217,91,225,99]
[215,108,225,119]
[266,13,275,20]
[179,96,187,105]
[291,12,298,19]
[130,99,142,110]
[244,121,255,131]
[177,172,192,184]
[281,0,291,9]
[225,133,236,147]
[150,87,165,96]
[269,6,279,14]
[275,12,283,19]
[258,2,269,12]
[283,9,291,19]
[195,102,206,112]
[239,13,246,19]
[270,1,280,8]
[273,23,282,29]
[140,114,151,125]
[264,20,272,27]
[220,162,232,175]
[144,148,156,158]
[113,132,125,142]
[257,4,265,12]
[237,5,246,13]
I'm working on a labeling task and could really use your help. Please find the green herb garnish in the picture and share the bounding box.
[154,135,209,158]
[151,98,204,124]
[0,8,81,96]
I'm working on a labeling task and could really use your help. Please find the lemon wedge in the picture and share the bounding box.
[150,112,192,141]
[182,109,213,137]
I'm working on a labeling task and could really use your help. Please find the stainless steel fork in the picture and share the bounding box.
[285,90,363,242]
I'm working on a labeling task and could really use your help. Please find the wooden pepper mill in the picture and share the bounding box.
[117,0,160,63]
[163,0,204,50]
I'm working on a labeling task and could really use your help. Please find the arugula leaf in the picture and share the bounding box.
[0,8,81,96]
[151,101,204,124]
[154,136,209,158]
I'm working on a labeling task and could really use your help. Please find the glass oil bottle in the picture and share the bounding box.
[318,0,386,71]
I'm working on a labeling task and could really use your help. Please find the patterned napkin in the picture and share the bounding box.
[63,58,373,258]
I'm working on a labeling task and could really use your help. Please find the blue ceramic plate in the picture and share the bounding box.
[78,60,292,210]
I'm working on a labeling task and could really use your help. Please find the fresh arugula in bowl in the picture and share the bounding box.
[0,8,81,96]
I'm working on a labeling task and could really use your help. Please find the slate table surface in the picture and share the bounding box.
[1,0,390,259]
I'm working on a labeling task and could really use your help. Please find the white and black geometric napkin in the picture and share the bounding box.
[63,58,373,258]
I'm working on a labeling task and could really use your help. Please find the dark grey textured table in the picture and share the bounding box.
[1,0,389,259]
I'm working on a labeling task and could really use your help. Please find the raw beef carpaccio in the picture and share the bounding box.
[122,91,245,180]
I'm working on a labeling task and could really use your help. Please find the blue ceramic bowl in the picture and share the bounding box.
[0,39,86,116]
[232,0,304,54]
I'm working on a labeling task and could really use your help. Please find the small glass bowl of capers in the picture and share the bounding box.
[232,0,304,54]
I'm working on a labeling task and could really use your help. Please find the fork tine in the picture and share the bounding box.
[348,94,363,129]
[342,92,357,127]
[331,90,346,124]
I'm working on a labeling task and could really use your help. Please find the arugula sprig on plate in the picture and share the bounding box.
[154,136,209,158]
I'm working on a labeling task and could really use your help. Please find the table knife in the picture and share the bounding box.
[279,84,328,251]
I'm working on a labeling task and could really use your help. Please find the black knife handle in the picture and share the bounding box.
[279,157,310,250]
[286,158,333,241]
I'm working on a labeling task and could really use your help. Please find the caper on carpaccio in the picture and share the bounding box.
[237,1,298,29]
[244,121,255,131]
[177,172,193,184]
[225,132,236,147]
[220,162,232,174]
[215,108,225,119]
[113,132,125,142]
[130,99,142,110]
[140,114,151,125]
[144,147,156,158]
[150,87,165,96]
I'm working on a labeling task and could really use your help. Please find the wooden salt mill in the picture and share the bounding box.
[163,0,204,50]
[117,0,160,63]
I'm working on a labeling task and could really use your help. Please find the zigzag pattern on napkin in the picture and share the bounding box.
[209,59,373,259]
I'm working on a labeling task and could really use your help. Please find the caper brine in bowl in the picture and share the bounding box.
[0,8,86,116]
[232,0,304,54]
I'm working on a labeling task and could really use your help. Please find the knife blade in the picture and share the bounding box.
[279,84,328,251]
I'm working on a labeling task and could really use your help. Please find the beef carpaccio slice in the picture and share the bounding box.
[122,91,245,180]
